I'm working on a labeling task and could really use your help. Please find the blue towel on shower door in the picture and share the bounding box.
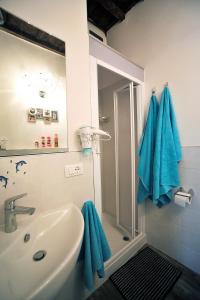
[80,201,111,290]
[153,86,182,206]
[137,94,159,203]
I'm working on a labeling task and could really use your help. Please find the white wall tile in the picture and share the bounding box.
[146,147,200,274]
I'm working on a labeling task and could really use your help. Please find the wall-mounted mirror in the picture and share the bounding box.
[0,8,68,156]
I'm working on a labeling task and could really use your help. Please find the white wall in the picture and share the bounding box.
[107,0,200,273]
[145,147,200,274]
[108,0,200,146]
[0,0,93,207]
[0,1,94,298]
[0,153,94,226]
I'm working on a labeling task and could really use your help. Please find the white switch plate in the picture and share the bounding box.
[64,163,84,177]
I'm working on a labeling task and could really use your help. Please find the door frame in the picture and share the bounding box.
[90,56,145,234]
[114,82,137,238]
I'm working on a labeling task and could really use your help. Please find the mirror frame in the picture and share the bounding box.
[0,8,68,156]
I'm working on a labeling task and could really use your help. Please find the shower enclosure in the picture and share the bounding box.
[92,64,142,256]
[90,36,145,264]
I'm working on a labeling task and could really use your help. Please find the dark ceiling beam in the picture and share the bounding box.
[88,17,107,33]
[126,0,144,12]
[95,0,125,21]
[0,8,65,55]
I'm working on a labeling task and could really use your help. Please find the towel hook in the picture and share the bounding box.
[152,87,156,94]
[165,82,169,87]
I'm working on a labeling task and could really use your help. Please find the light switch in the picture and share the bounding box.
[64,163,84,177]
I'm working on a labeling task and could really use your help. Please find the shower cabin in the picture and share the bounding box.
[89,37,146,267]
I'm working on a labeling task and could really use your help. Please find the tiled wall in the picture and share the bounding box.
[146,146,200,274]
[0,152,94,227]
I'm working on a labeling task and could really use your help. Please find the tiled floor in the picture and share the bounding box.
[102,212,131,256]
[87,245,200,300]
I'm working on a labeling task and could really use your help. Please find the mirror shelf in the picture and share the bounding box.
[0,148,69,157]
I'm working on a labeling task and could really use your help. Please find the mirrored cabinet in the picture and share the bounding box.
[0,8,68,156]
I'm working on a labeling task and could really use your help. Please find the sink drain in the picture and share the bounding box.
[123,236,130,241]
[33,250,47,261]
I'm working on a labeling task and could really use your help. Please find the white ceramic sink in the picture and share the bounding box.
[0,203,84,300]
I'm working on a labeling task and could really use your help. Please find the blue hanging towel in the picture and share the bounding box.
[153,86,182,206]
[137,94,159,203]
[80,201,111,290]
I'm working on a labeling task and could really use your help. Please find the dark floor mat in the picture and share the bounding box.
[110,246,182,300]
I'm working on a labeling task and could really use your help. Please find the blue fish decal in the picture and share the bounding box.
[0,176,8,188]
[16,160,27,173]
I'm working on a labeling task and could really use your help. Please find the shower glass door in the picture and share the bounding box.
[114,82,137,238]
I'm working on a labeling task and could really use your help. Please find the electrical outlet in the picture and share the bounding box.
[64,163,84,177]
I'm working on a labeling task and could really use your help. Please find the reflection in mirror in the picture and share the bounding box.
[0,9,67,156]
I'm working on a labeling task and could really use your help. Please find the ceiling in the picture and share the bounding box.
[87,0,143,33]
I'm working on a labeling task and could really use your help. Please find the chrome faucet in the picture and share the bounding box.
[4,193,35,233]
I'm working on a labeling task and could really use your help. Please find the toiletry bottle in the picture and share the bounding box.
[47,136,51,148]
[35,141,39,148]
[54,134,58,148]
[41,136,46,148]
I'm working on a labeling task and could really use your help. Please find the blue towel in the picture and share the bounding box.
[153,86,182,206]
[137,94,159,203]
[80,201,111,289]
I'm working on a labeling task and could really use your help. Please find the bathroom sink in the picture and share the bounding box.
[0,203,84,300]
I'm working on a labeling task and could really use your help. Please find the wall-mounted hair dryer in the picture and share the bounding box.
[78,126,111,155]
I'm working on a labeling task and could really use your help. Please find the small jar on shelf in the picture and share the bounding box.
[47,136,52,148]
[54,134,58,148]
